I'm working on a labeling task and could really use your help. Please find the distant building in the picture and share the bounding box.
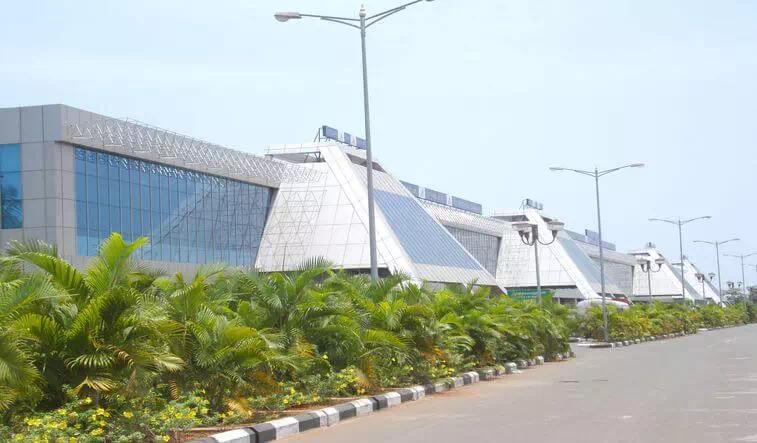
[490,210,627,303]
[629,245,714,304]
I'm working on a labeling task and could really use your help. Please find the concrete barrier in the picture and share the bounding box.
[478,368,496,380]
[191,354,561,443]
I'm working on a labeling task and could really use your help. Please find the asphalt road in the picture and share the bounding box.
[290,324,757,443]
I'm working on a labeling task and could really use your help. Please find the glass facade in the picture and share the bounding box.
[445,226,500,276]
[74,146,272,266]
[559,237,603,286]
[592,258,633,296]
[374,190,482,270]
[0,144,22,229]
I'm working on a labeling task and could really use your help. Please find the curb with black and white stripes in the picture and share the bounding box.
[577,325,744,349]
[190,353,573,443]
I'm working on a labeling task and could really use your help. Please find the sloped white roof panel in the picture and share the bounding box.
[260,144,498,287]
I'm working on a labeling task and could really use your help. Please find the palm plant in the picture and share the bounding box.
[0,260,57,411]
[432,282,503,365]
[4,234,183,404]
[240,260,361,368]
[153,265,291,408]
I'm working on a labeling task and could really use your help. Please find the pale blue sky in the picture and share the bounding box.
[2,0,756,286]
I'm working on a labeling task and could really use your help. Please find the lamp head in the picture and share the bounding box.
[511,221,534,236]
[546,219,564,234]
[654,258,666,266]
[274,11,302,22]
[629,163,645,168]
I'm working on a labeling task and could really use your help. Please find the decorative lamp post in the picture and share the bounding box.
[638,257,665,305]
[512,218,564,306]
[695,273,708,304]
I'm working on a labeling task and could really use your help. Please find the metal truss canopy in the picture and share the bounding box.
[65,116,321,187]
[420,200,507,237]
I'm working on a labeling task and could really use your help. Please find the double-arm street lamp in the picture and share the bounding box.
[695,273,710,304]
[275,1,436,282]
[693,238,739,303]
[724,252,757,309]
[637,256,665,305]
[550,163,644,343]
[512,219,565,306]
[649,216,711,305]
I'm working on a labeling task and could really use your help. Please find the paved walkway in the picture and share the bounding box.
[290,324,757,443]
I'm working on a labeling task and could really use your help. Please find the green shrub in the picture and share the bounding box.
[576,301,749,341]
[0,234,572,441]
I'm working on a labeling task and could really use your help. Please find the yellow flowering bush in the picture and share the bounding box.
[1,388,215,443]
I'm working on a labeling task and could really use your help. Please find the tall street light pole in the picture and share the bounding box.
[649,216,712,305]
[693,238,739,303]
[512,219,565,306]
[724,252,757,310]
[550,163,644,343]
[275,1,436,282]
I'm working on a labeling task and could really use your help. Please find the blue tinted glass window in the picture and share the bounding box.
[445,226,500,276]
[86,174,98,203]
[71,146,271,265]
[374,190,481,270]
[0,144,21,173]
[76,173,86,202]
[75,147,86,171]
[110,206,120,234]
[1,173,22,200]
[1,199,22,228]
[0,144,22,228]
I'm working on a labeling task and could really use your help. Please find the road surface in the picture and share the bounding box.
[290,324,757,443]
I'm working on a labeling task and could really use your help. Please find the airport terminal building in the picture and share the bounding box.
[0,104,720,302]
[0,104,495,287]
